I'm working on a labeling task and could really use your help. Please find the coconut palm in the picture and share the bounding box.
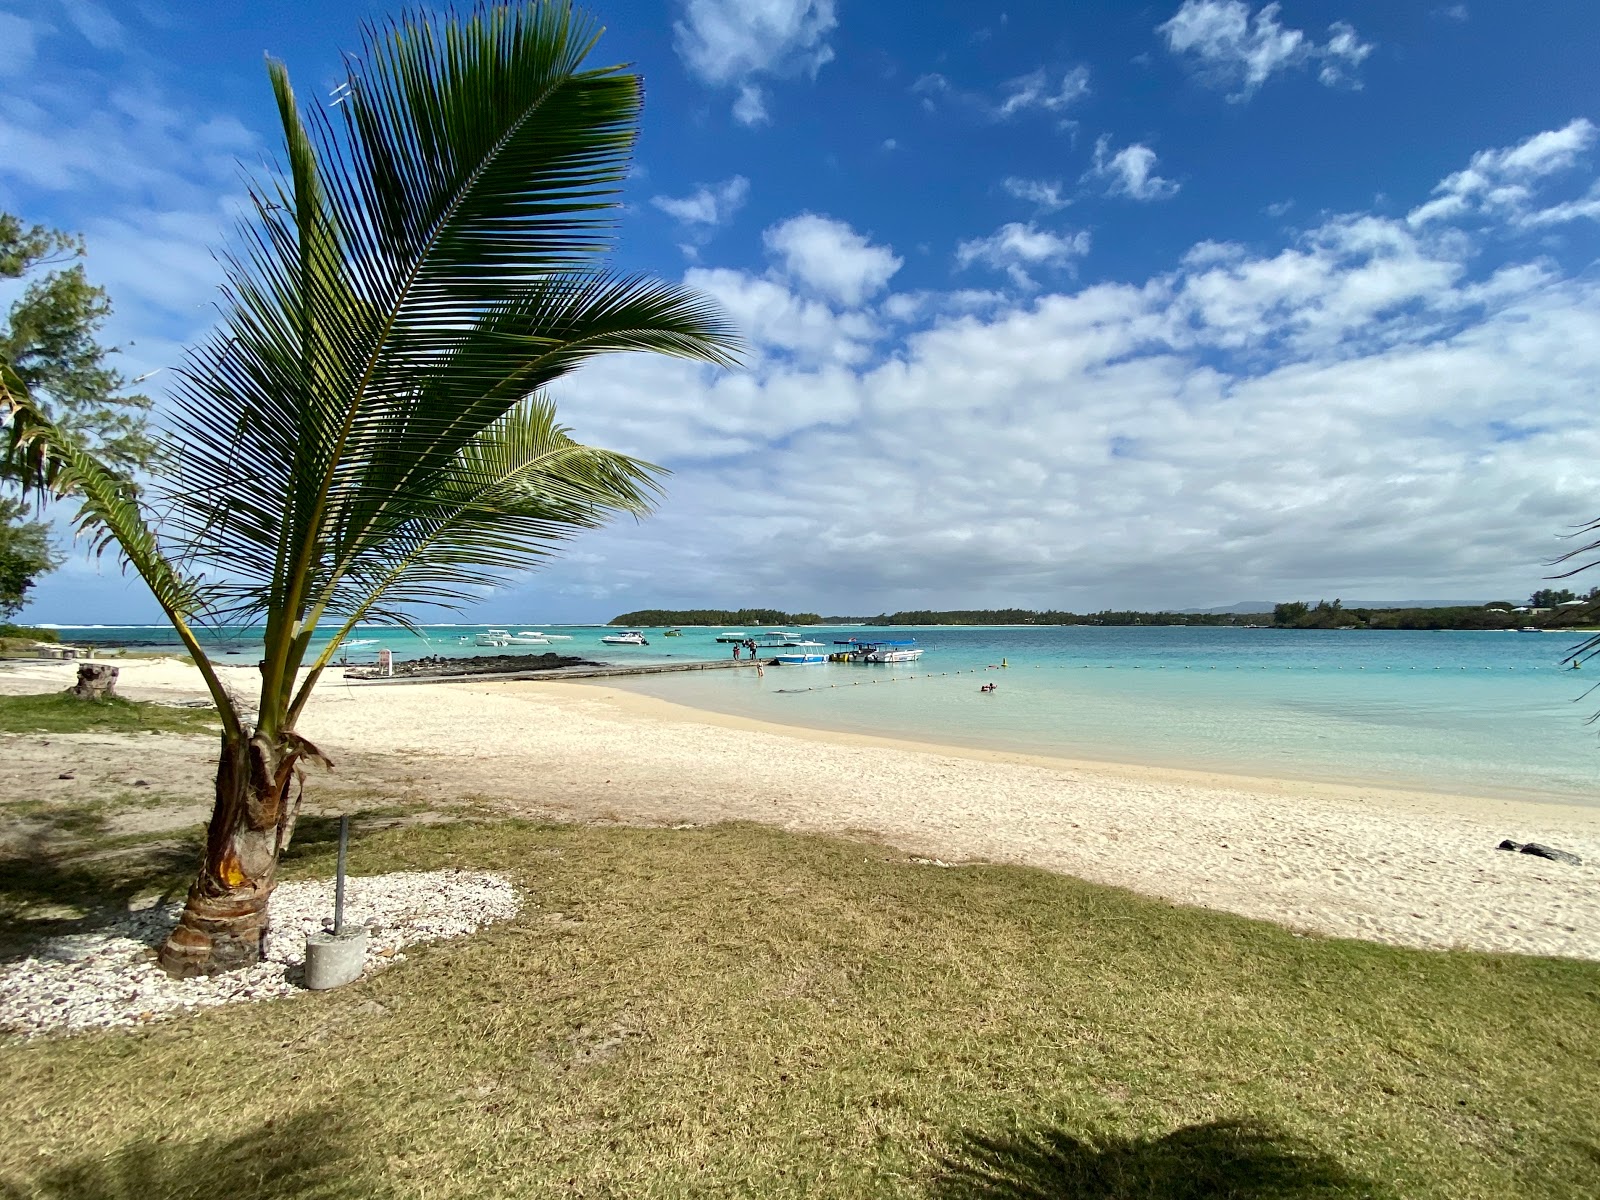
[2,2,738,976]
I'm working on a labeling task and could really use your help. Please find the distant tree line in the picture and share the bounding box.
[1271,595,1600,630]
[609,607,1264,627]
[610,608,824,627]
[614,597,1600,631]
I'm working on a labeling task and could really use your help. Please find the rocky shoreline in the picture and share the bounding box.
[343,651,598,680]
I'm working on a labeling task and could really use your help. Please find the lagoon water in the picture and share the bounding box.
[45,622,1600,806]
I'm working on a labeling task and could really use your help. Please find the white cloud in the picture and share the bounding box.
[956,222,1092,288]
[651,176,751,226]
[997,67,1091,118]
[1086,137,1180,201]
[1408,119,1598,228]
[1002,177,1071,211]
[731,84,768,127]
[673,0,837,125]
[913,67,1089,126]
[519,121,1600,618]
[1158,1,1374,100]
[763,214,903,306]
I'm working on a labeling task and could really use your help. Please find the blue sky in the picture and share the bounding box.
[5,0,1600,622]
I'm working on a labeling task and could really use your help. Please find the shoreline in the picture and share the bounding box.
[5,656,1598,959]
[562,678,1600,826]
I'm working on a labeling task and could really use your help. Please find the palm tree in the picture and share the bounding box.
[2,3,738,977]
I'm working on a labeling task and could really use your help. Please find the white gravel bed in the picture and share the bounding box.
[0,870,521,1039]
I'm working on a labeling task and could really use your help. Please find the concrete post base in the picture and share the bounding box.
[304,928,369,990]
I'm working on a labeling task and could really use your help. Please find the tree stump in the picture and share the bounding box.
[71,662,119,700]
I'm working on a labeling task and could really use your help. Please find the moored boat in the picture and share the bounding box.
[601,630,649,645]
[773,640,827,664]
[835,637,924,662]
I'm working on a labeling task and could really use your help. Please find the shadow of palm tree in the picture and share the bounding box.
[930,1118,1384,1199]
[0,839,197,962]
[0,1109,376,1200]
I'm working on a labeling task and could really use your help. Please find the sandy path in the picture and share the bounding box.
[4,657,1598,959]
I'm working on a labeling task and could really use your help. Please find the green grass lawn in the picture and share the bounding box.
[0,692,220,736]
[1,819,1595,1198]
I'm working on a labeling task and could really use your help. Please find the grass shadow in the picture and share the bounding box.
[0,838,197,962]
[0,1107,376,1199]
[929,1118,1384,1199]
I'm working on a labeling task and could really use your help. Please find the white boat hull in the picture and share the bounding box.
[863,648,923,662]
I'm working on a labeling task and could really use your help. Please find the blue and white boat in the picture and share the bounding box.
[773,640,828,664]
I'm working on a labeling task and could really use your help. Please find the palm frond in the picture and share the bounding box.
[44,3,741,736]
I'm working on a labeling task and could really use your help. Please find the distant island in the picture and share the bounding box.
[611,591,1600,631]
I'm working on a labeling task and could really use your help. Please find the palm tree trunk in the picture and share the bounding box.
[157,731,304,978]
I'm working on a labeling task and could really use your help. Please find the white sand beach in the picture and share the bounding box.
[4,656,1598,960]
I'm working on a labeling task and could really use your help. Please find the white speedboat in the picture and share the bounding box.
[504,631,551,645]
[842,638,925,663]
[773,641,827,664]
[601,630,649,646]
[477,629,553,647]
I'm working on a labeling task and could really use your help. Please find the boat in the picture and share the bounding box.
[838,637,924,663]
[714,631,748,643]
[772,640,827,664]
[663,628,683,637]
[514,630,570,641]
[476,628,556,646]
[601,630,650,645]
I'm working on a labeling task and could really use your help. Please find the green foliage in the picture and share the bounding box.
[0,212,154,616]
[0,497,59,618]
[1529,587,1581,608]
[3,3,738,741]
[0,623,58,641]
[0,213,153,472]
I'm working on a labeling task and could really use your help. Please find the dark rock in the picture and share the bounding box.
[1519,843,1583,866]
[343,651,594,680]
[1496,839,1521,852]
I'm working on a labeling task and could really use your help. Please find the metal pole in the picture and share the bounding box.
[334,813,349,936]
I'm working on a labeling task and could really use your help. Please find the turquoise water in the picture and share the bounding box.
[47,622,1600,805]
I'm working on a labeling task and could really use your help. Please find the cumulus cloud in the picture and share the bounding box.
[673,0,837,126]
[651,176,751,227]
[520,120,1600,618]
[763,214,902,306]
[1408,119,1598,228]
[1158,1,1373,100]
[1085,137,1180,201]
[956,222,1092,289]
